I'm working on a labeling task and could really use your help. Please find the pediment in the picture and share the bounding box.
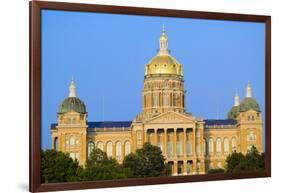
[146,111,196,124]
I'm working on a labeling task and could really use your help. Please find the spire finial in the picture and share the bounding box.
[246,81,252,98]
[158,25,168,55]
[69,79,76,97]
[234,90,239,106]
[162,24,165,34]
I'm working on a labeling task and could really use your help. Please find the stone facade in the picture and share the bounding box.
[50,27,263,176]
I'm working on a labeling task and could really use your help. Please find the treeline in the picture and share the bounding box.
[41,143,170,183]
[208,146,265,174]
[41,143,265,183]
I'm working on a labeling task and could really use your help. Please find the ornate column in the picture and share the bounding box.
[192,127,196,158]
[183,161,187,175]
[183,128,186,158]
[192,160,196,174]
[144,129,147,143]
[173,161,178,176]
[173,128,177,158]
[164,129,167,156]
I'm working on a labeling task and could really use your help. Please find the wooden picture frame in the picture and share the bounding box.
[30,1,271,192]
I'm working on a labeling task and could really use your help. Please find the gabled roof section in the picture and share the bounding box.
[146,111,196,124]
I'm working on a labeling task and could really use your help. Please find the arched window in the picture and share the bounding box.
[97,141,104,151]
[70,136,75,148]
[70,152,75,160]
[88,141,94,158]
[217,161,222,168]
[65,139,69,148]
[216,138,222,154]
[106,141,113,158]
[231,137,237,152]
[116,141,122,161]
[125,141,131,156]
[247,131,256,141]
[224,138,229,154]
[208,138,214,154]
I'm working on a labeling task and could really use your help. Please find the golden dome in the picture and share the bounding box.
[145,26,183,77]
[145,55,182,76]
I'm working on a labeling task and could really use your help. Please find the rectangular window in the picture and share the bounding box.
[196,144,200,156]
[176,132,182,156]
[137,131,142,145]
[157,133,162,151]
[186,142,192,155]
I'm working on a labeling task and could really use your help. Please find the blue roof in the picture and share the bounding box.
[87,121,132,128]
[50,123,57,129]
[204,119,237,126]
[50,121,132,129]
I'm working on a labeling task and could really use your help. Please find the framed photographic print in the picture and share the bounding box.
[30,1,271,192]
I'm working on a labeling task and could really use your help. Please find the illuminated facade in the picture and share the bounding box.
[51,27,262,175]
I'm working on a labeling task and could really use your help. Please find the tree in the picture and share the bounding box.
[123,142,168,177]
[225,146,265,173]
[225,151,246,173]
[41,149,82,183]
[81,148,131,181]
[208,168,225,174]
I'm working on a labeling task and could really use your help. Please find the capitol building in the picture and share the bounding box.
[50,27,262,175]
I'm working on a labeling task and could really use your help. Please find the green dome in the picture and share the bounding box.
[227,106,240,119]
[239,97,260,112]
[58,97,86,114]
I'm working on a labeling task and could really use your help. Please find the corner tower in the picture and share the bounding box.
[51,80,88,166]
[141,26,186,119]
[236,82,263,154]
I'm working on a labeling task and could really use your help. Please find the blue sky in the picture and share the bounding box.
[41,10,265,150]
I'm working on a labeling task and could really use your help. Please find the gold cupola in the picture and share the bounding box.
[144,25,183,78]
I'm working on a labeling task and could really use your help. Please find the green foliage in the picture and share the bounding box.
[123,142,168,177]
[81,148,132,181]
[41,143,172,183]
[41,149,82,183]
[225,146,265,173]
[208,168,225,174]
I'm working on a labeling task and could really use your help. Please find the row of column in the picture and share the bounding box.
[144,128,196,159]
[170,161,195,175]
